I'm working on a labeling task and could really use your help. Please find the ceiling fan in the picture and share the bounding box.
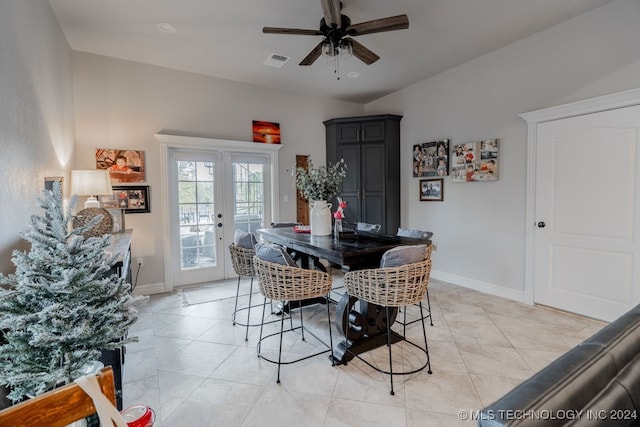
[263,0,409,66]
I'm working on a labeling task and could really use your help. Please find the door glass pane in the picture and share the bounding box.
[176,160,216,269]
[233,162,265,233]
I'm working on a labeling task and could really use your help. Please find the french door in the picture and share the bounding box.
[161,135,280,290]
[168,149,225,286]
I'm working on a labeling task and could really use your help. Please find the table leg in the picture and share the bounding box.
[332,293,399,364]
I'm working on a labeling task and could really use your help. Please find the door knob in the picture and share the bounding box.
[537,221,546,228]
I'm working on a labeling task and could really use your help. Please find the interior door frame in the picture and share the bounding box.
[520,88,640,305]
[157,133,282,293]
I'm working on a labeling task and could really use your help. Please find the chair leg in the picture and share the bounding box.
[257,296,268,356]
[419,302,433,375]
[403,307,407,337]
[290,306,294,330]
[277,305,286,384]
[244,277,254,341]
[300,303,305,341]
[232,276,241,325]
[386,306,395,396]
[425,289,433,326]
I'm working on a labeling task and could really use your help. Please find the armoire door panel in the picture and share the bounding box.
[337,144,361,194]
[336,123,360,144]
[361,121,385,142]
[362,144,384,194]
[362,195,384,226]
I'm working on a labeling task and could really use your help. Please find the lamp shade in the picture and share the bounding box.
[71,170,112,196]
[71,170,113,208]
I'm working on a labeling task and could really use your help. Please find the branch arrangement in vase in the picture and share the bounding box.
[296,158,347,202]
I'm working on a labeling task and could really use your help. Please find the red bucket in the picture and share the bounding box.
[121,405,155,427]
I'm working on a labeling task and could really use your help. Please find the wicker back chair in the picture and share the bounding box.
[229,244,261,341]
[343,255,433,395]
[394,243,434,333]
[253,256,335,384]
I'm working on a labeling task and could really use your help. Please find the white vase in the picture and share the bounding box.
[310,200,332,236]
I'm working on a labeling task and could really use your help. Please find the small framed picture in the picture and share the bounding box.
[252,120,281,144]
[106,208,125,233]
[419,178,443,201]
[110,186,150,214]
[44,176,64,195]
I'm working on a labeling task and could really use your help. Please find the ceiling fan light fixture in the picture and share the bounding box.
[339,39,352,58]
[321,39,336,57]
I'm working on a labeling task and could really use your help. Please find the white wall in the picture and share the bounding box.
[366,0,640,300]
[72,53,364,290]
[0,1,75,273]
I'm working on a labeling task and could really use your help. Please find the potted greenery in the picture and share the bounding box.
[0,182,147,402]
[296,158,347,236]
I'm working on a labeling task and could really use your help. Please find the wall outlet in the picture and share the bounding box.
[136,257,144,267]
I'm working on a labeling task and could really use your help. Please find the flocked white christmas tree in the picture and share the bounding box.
[0,182,147,402]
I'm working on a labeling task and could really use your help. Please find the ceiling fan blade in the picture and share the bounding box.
[348,38,380,65]
[346,14,409,36]
[320,0,342,28]
[263,27,323,36]
[299,41,324,66]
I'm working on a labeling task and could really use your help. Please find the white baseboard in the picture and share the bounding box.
[431,269,526,304]
[133,282,166,295]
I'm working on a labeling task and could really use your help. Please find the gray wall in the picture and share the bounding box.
[0,0,75,273]
[366,0,640,299]
[72,53,364,289]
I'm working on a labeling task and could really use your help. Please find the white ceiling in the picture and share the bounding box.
[48,0,614,104]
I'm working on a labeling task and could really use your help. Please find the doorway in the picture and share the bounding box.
[158,134,282,291]
[521,90,640,321]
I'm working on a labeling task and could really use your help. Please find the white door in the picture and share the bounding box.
[534,105,640,321]
[166,149,273,288]
[169,149,226,286]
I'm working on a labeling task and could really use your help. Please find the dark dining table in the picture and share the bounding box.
[256,227,432,364]
[256,227,430,272]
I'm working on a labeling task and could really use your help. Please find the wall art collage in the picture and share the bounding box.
[414,138,500,201]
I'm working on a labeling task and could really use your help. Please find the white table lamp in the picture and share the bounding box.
[71,170,113,208]
[71,170,114,237]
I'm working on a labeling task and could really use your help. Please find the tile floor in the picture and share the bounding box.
[123,276,606,427]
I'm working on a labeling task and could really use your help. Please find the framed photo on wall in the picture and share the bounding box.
[413,139,449,177]
[252,120,281,144]
[108,186,150,214]
[451,139,499,182]
[420,178,443,201]
[44,176,64,196]
[95,148,146,184]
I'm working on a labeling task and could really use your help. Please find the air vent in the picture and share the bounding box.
[263,53,290,68]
